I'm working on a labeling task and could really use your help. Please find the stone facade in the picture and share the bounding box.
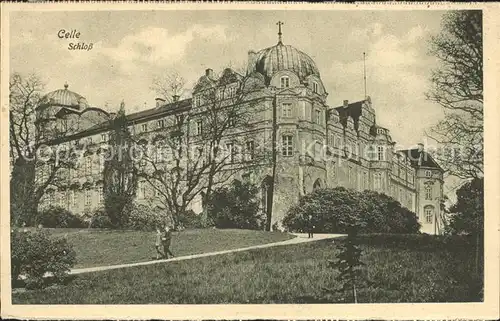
[36,38,445,234]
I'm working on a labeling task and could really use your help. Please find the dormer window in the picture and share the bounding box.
[313,82,319,93]
[141,123,148,133]
[157,119,165,129]
[280,76,290,88]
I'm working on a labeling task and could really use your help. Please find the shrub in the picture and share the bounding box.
[11,228,76,289]
[85,208,113,229]
[177,210,204,230]
[207,180,264,230]
[125,204,167,231]
[283,187,420,234]
[36,206,85,228]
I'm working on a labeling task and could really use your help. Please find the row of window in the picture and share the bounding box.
[279,76,320,93]
[45,187,103,209]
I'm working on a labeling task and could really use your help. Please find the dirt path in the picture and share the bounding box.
[69,233,344,275]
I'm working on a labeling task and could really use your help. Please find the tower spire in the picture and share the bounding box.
[363,52,367,99]
[277,21,284,44]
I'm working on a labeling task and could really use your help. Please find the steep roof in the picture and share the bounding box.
[400,148,443,171]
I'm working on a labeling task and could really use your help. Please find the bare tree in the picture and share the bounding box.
[426,10,483,179]
[9,73,77,226]
[150,70,186,103]
[135,68,269,227]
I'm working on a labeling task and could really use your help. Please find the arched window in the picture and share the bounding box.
[313,178,322,190]
[424,206,434,224]
[280,76,290,88]
[425,170,432,178]
[313,82,319,93]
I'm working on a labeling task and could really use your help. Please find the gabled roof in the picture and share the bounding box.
[400,148,443,171]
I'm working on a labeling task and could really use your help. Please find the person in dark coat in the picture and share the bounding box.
[161,225,175,259]
[306,214,315,238]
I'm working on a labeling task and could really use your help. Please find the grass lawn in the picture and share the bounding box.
[12,234,483,304]
[39,228,295,269]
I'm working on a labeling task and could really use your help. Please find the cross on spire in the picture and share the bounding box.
[277,21,284,44]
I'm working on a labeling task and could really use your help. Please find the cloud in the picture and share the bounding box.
[69,24,229,74]
[328,22,442,147]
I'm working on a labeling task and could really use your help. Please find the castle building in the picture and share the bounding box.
[35,29,444,234]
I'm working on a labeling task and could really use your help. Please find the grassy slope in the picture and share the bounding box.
[12,234,482,304]
[44,228,294,268]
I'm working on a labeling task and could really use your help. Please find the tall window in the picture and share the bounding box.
[315,109,321,124]
[141,123,148,132]
[194,95,201,107]
[227,86,236,98]
[315,141,322,159]
[97,186,103,204]
[175,115,183,126]
[280,76,290,88]
[374,173,382,190]
[425,206,434,224]
[85,158,92,176]
[139,181,146,199]
[226,143,235,163]
[196,120,203,135]
[245,140,255,161]
[85,190,92,208]
[282,135,293,157]
[377,146,384,161]
[425,185,432,200]
[157,119,165,129]
[313,82,319,93]
[282,103,292,117]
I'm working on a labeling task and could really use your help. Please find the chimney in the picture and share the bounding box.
[155,97,165,108]
[172,94,180,102]
[417,143,424,152]
[205,68,214,79]
[343,100,349,108]
[247,50,257,74]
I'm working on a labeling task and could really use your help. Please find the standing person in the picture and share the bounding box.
[154,226,163,260]
[161,225,175,259]
[307,214,315,238]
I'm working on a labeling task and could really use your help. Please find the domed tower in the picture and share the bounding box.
[246,22,329,229]
[36,83,89,140]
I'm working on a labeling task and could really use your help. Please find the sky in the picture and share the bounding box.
[10,9,449,154]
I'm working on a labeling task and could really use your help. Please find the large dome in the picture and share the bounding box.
[252,42,320,82]
[39,83,89,110]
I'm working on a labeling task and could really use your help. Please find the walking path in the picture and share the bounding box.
[69,233,344,275]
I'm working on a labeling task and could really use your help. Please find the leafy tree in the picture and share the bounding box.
[283,187,420,234]
[447,177,483,275]
[102,103,138,228]
[426,11,483,179]
[206,180,263,229]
